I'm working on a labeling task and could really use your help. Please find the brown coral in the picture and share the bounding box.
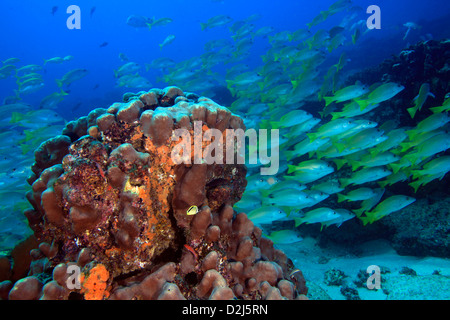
[1,86,307,300]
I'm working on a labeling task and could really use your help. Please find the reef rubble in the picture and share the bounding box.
[0,87,307,300]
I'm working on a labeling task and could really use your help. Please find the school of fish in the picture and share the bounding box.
[0,0,449,248]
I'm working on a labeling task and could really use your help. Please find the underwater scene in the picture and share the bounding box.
[0,0,449,301]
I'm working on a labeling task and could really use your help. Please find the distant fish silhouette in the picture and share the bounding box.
[99,42,109,48]
[119,53,129,62]
[72,102,82,112]
[93,84,100,90]
[51,6,58,16]
[90,6,96,18]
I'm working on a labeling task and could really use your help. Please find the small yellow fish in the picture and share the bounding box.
[186,205,199,215]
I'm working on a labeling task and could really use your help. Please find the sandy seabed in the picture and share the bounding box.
[278,237,450,300]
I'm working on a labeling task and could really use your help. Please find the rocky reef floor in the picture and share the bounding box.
[279,237,450,300]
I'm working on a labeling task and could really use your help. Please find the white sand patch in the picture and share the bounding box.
[276,237,450,300]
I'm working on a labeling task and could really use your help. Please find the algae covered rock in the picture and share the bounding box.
[7,87,306,300]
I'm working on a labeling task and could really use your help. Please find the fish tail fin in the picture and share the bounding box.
[43,58,48,65]
[399,142,412,153]
[10,111,24,124]
[409,180,422,193]
[359,215,372,226]
[20,143,34,155]
[377,180,389,188]
[340,178,350,188]
[348,159,361,171]
[333,158,347,170]
[56,79,63,88]
[353,208,364,217]
[307,132,317,142]
[429,106,442,113]
[258,119,271,129]
[24,130,34,142]
[337,194,347,203]
[287,165,298,174]
[270,121,280,129]
[404,153,418,166]
[356,99,368,110]
[411,171,421,181]
[284,150,294,161]
[405,129,418,141]
[294,218,305,227]
[407,106,417,118]
[200,23,207,31]
[260,189,271,199]
[330,112,342,120]
[146,22,153,30]
[225,79,234,89]
[323,96,334,107]
[316,151,324,159]
[334,142,346,153]
[389,163,401,173]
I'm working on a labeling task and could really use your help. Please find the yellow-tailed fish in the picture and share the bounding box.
[409,171,447,193]
[310,180,344,194]
[410,156,450,180]
[307,119,357,142]
[353,188,385,217]
[372,128,408,154]
[405,133,450,165]
[159,35,176,50]
[322,208,355,229]
[333,128,385,153]
[266,230,303,244]
[348,151,400,171]
[406,112,450,140]
[270,110,312,129]
[56,68,88,87]
[378,171,409,188]
[355,82,404,110]
[294,207,339,227]
[407,83,435,118]
[361,195,416,225]
[430,96,450,113]
[337,187,378,203]
[340,166,392,188]
[323,83,369,106]
[247,206,286,225]
[330,101,380,119]
[262,188,312,207]
[285,137,331,161]
[287,159,334,174]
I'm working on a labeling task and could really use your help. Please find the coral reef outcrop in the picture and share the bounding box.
[1,87,306,300]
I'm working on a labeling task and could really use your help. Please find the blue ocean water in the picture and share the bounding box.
[1,0,448,118]
[0,0,449,300]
